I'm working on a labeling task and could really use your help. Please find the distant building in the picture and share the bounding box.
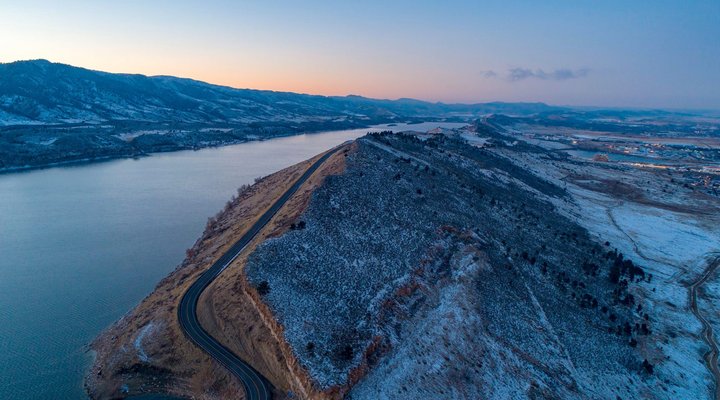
[593,153,610,162]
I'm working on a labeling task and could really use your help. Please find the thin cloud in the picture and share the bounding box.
[483,67,590,82]
[481,70,498,78]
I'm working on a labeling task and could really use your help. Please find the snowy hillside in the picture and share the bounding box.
[0,60,564,171]
[0,60,560,126]
[245,130,685,399]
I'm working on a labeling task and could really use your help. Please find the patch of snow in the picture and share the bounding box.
[133,322,156,363]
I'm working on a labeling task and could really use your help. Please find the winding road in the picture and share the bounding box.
[688,255,720,400]
[178,145,345,400]
[607,202,720,397]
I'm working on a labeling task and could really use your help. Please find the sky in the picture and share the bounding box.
[1,0,719,109]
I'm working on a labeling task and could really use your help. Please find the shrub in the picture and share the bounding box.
[339,345,353,361]
[642,359,654,374]
[609,265,621,284]
[256,280,270,296]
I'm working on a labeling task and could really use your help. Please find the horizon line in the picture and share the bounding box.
[3,58,719,113]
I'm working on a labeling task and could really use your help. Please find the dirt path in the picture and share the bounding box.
[688,255,720,400]
[604,202,675,280]
[605,201,720,397]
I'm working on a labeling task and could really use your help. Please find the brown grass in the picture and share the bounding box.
[86,143,353,400]
[568,174,720,216]
[198,143,354,399]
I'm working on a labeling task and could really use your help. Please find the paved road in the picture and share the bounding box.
[178,145,345,400]
[688,255,720,400]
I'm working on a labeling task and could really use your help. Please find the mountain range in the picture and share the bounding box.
[0,59,558,126]
[6,60,709,173]
[0,59,564,171]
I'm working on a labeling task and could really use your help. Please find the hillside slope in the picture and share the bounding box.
[240,125,718,398]
[0,59,561,171]
[86,147,351,399]
[88,122,720,399]
[243,132,656,398]
[0,60,559,125]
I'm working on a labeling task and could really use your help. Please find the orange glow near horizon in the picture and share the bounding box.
[0,51,503,103]
[1,1,719,109]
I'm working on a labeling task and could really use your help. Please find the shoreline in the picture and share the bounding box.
[0,130,325,175]
[0,119,466,176]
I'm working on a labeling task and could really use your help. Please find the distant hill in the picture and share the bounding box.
[0,59,561,126]
[0,59,566,171]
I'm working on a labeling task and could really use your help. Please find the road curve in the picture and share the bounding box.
[178,144,345,400]
[688,255,720,400]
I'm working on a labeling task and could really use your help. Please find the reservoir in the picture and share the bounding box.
[0,122,464,399]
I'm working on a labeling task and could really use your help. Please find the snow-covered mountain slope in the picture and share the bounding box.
[0,59,365,124]
[0,59,559,126]
[0,59,564,171]
[242,131,671,399]
[86,121,720,399]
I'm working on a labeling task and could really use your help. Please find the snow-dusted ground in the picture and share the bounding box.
[133,322,157,363]
[244,128,710,398]
[504,127,720,399]
[567,191,720,399]
[349,240,583,399]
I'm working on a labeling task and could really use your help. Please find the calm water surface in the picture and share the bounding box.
[0,122,464,399]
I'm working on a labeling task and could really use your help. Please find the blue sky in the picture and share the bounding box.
[1,0,718,109]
